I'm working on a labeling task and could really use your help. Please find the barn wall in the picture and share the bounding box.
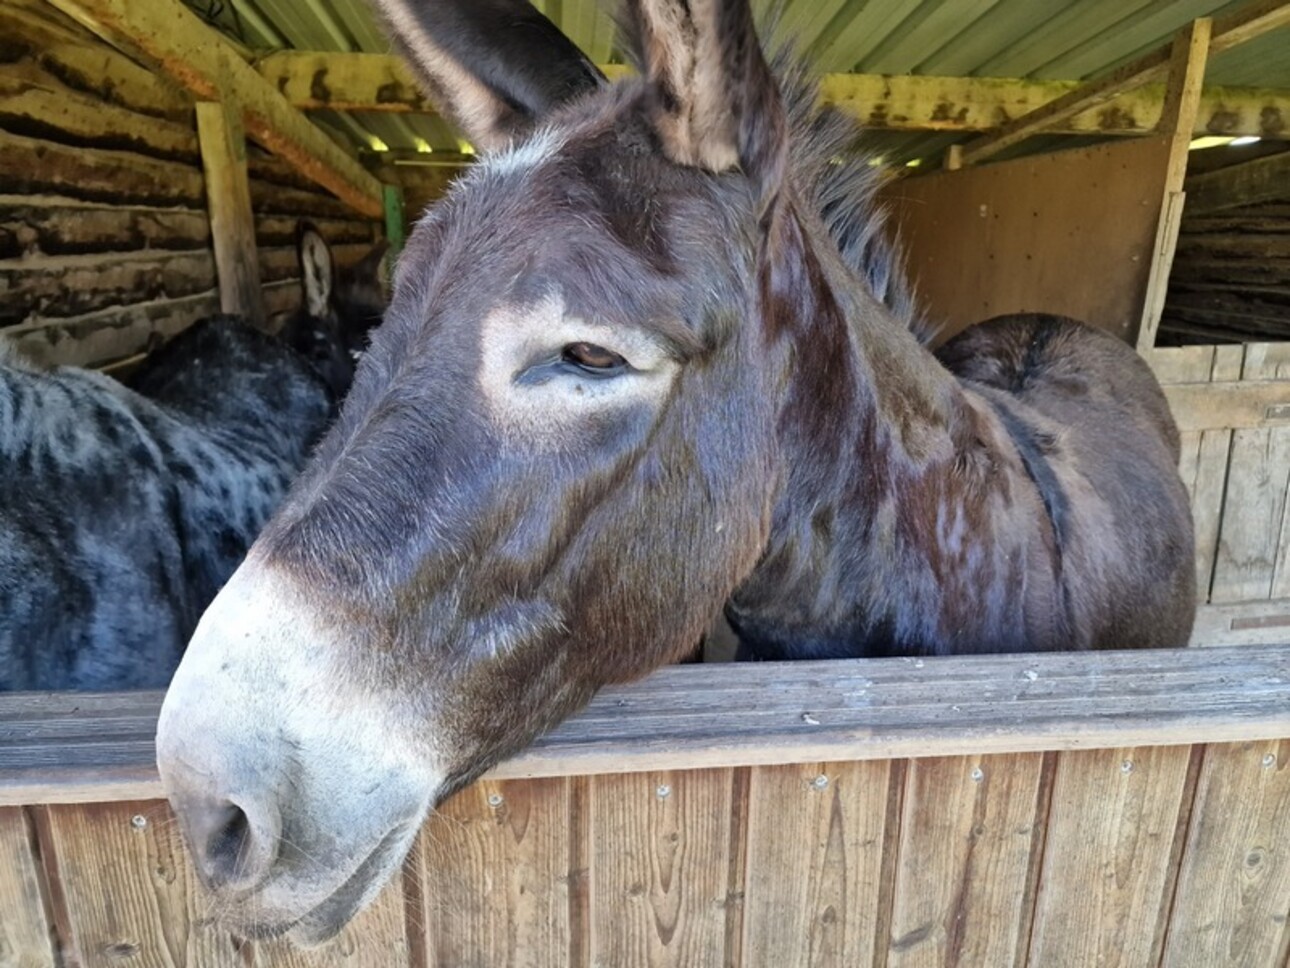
[1159,200,1290,344]
[0,0,384,366]
[882,137,1172,344]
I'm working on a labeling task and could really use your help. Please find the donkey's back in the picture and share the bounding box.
[938,313,1195,650]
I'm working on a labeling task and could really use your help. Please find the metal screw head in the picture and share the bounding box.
[970,768,985,783]
[1121,760,1134,774]
[130,814,148,829]
[486,793,504,808]
[812,774,829,790]
[1263,753,1277,768]
[656,784,672,799]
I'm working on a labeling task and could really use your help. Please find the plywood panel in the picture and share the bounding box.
[418,777,580,968]
[1163,740,1290,968]
[1027,745,1196,968]
[887,754,1048,968]
[0,806,56,968]
[591,769,736,968]
[741,760,893,968]
[883,137,1172,344]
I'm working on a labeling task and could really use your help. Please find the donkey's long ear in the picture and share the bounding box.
[297,222,335,320]
[626,0,787,209]
[373,0,606,151]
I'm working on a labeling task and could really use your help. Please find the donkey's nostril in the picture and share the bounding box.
[179,796,280,893]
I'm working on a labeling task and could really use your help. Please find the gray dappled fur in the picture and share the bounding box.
[0,318,334,691]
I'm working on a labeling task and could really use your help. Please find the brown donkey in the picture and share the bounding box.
[156,0,1194,942]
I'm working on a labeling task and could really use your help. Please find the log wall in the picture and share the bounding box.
[1159,200,1290,344]
[0,0,383,366]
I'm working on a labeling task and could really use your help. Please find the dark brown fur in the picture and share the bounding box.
[155,0,1195,941]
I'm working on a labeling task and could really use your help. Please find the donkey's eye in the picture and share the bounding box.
[562,342,627,373]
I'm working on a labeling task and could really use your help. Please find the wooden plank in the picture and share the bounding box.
[1139,20,1211,352]
[1192,347,1244,603]
[1145,344,1216,384]
[1192,597,1290,646]
[36,800,410,966]
[34,801,245,966]
[591,768,734,967]
[251,51,1290,140]
[44,0,382,218]
[741,761,892,967]
[1211,424,1290,602]
[418,777,578,967]
[960,0,1290,165]
[1162,739,1290,968]
[1164,381,1290,432]
[1027,745,1197,967]
[253,871,411,967]
[1186,151,1290,215]
[197,95,265,327]
[887,753,1047,967]
[5,646,1290,806]
[1139,190,1188,352]
[0,806,56,967]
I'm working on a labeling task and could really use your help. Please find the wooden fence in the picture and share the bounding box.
[2,644,1289,967]
[1151,342,1290,646]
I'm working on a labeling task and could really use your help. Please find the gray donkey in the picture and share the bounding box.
[0,225,386,691]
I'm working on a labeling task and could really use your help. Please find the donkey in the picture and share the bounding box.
[155,0,1194,943]
[0,228,387,692]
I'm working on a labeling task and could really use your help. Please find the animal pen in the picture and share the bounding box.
[2,0,1290,965]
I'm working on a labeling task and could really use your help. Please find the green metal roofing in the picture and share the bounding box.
[185,0,1288,161]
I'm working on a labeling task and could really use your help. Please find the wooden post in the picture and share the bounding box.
[196,83,265,329]
[1137,19,1211,353]
[383,184,407,256]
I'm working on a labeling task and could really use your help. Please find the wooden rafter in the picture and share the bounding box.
[1137,19,1213,352]
[254,50,1290,143]
[41,0,383,218]
[960,0,1290,166]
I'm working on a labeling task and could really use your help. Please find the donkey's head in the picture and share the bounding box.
[279,222,389,397]
[158,0,872,943]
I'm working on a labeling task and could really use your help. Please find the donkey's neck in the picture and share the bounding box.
[727,212,1051,659]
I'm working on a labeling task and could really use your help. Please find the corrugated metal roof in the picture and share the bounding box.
[184,0,1289,161]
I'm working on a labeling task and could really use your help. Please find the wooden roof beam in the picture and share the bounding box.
[960,0,1290,166]
[42,0,383,218]
[253,51,1290,143]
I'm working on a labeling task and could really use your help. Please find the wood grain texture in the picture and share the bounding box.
[36,800,246,967]
[590,769,735,968]
[1192,597,1290,647]
[196,97,265,328]
[418,777,578,968]
[0,806,56,968]
[1163,740,1290,968]
[741,761,892,968]
[1027,745,1195,968]
[887,754,1047,968]
[884,138,1169,344]
[37,800,409,967]
[6,646,1290,805]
